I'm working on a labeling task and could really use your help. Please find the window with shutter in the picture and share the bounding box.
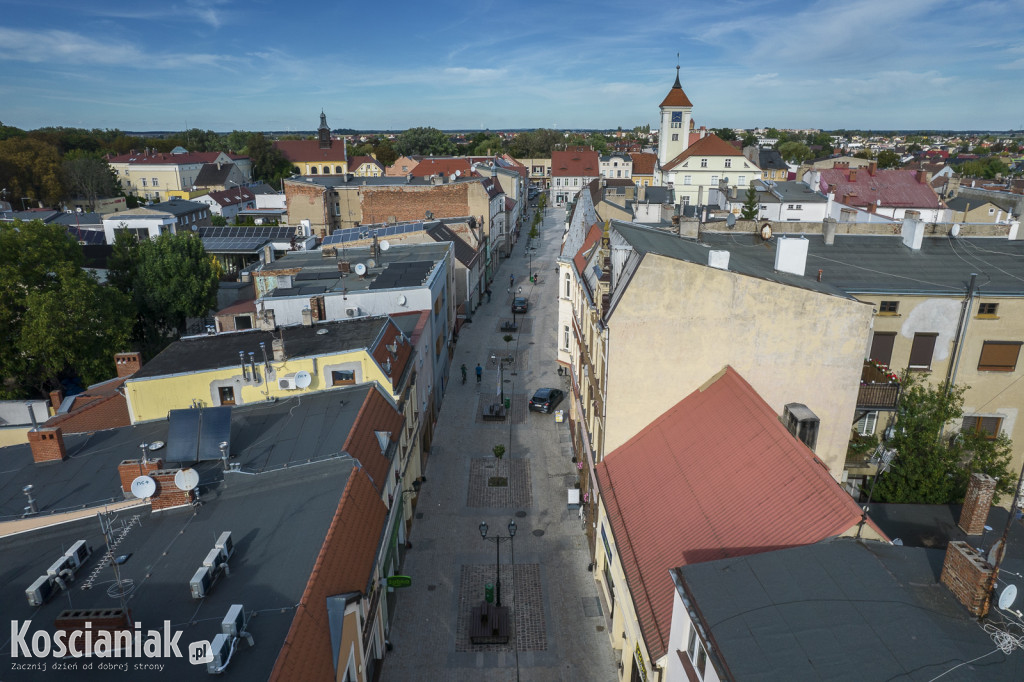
[855,411,878,436]
[870,332,896,366]
[962,416,1003,440]
[978,341,1021,372]
[908,333,938,369]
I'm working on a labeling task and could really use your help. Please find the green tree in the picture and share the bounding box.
[134,232,220,335]
[62,152,119,211]
[713,128,737,141]
[740,186,760,220]
[0,137,65,207]
[507,129,565,158]
[741,132,757,148]
[373,138,398,167]
[211,215,228,226]
[246,133,293,189]
[395,127,456,156]
[777,141,812,163]
[0,122,26,141]
[876,150,901,169]
[872,375,1015,504]
[585,133,609,155]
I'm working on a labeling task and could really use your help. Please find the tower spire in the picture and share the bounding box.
[674,53,681,89]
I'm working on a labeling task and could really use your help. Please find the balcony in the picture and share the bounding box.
[857,360,900,410]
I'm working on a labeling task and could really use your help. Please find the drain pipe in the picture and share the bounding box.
[946,273,977,391]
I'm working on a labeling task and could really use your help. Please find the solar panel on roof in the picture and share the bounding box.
[166,409,201,463]
[295,271,320,281]
[197,407,232,461]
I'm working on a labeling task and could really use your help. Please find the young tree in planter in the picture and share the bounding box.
[493,444,506,460]
[872,374,1014,504]
[740,186,760,220]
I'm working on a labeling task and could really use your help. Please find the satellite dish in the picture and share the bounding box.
[998,583,1018,610]
[726,213,737,228]
[294,370,312,388]
[380,239,391,251]
[131,475,157,499]
[951,223,961,237]
[354,262,367,276]
[366,258,377,269]
[174,468,200,491]
[191,224,198,231]
[148,440,165,451]
[397,294,407,306]
[455,170,462,177]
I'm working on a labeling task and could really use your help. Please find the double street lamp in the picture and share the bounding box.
[479,519,517,607]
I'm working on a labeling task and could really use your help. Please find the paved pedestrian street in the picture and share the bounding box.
[382,206,617,681]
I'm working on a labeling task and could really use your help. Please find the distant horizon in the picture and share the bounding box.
[2,1,1023,131]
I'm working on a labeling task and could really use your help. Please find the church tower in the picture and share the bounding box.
[318,111,331,149]
[657,66,693,169]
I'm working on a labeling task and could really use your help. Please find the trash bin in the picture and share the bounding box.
[504,398,510,409]
[485,583,494,603]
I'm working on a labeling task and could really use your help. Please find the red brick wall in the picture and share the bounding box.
[118,458,164,494]
[959,473,997,535]
[361,183,470,225]
[940,540,993,617]
[150,470,195,511]
[49,390,64,411]
[28,428,66,463]
[114,352,142,378]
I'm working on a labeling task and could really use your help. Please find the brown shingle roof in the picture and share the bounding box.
[410,158,472,178]
[662,133,745,171]
[659,70,693,108]
[629,152,656,175]
[818,167,943,209]
[273,139,348,164]
[269,466,388,681]
[342,386,403,489]
[596,367,884,661]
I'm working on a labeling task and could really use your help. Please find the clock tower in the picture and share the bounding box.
[657,66,693,170]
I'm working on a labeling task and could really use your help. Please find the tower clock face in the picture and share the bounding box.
[671,112,682,122]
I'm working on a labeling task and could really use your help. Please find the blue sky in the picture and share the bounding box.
[1,0,1022,133]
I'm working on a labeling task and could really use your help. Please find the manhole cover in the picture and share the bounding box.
[596,625,605,632]
[416,513,424,519]
[427,585,437,591]
[532,529,545,537]
[529,342,535,345]
[515,511,527,518]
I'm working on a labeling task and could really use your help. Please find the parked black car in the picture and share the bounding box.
[529,388,564,413]
[512,297,529,313]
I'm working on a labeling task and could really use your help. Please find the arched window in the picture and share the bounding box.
[564,272,571,298]
[293,166,301,174]
[336,166,344,174]
[310,167,318,174]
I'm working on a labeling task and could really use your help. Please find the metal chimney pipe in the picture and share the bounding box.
[23,484,37,514]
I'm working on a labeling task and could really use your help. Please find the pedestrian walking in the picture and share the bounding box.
[509,274,514,288]
[485,288,492,303]
[475,364,483,383]
[460,364,467,384]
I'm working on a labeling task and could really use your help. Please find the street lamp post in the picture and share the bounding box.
[490,354,504,403]
[479,519,517,607]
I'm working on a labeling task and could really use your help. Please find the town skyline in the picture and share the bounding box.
[2,0,1023,132]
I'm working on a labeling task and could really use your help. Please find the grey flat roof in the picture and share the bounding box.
[612,221,853,299]
[0,385,373,523]
[263,243,447,296]
[132,317,390,380]
[701,233,1024,295]
[0,457,355,680]
[678,537,1024,681]
[759,180,828,203]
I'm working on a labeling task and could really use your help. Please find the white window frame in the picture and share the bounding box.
[855,411,878,436]
[683,175,692,185]
[724,159,732,168]
[700,158,708,168]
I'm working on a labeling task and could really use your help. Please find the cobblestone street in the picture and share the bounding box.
[381,206,617,681]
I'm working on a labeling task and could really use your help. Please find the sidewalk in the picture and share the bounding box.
[381,206,616,681]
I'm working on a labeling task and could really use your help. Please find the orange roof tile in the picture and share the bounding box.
[629,152,657,175]
[573,223,603,276]
[410,158,472,178]
[596,367,884,661]
[269,466,388,681]
[273,139,348,164]
[342,386,404,489]
[371,320,414,393]
[662,133,745,171]
[659,70,693,108]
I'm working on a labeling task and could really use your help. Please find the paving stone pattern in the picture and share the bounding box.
[496,317,534,335]
[474,393,527,425]
[467,458,532,508]
[455,563,547,653]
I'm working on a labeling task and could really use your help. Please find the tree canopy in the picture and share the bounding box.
[62,152,119,211]
[506,129,565,158]
[876,150,901,169]
[0,137,65,207]
[872,375,1015,504]
[777,141,812,163]
[395,127,457,156]
[740,186,760,220]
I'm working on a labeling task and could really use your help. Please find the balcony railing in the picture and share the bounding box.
[857,360,900,410]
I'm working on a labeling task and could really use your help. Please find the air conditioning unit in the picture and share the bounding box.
[783,403,820,452]
[26,575,54,607]
[206,633,232,674]
[47,555,74,578]
[190,565,212,599]
[278,376,296,390]
[345,306,361,318]
[65,540,91,569]
[221,604,245,637]
[203,547,226,570]
[215,532,233,558]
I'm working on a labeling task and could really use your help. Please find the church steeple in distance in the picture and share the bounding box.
[318,110,331,149]
[657,62,694,170]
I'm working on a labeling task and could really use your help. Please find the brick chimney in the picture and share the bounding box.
[118,458,163,496]
[940,540,993,617]
[149,470,195,511]
[958,473,997,534]
[114,352,142,378]
[916,169,928,184]
[849,168,858,182]
[868,161,877,176]
[49,389,64,411]
[28,427,66,463]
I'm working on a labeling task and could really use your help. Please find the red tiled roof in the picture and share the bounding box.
[273,139,348,163]
[371,321,415,393]
[819,167,943,209]
[659,78,693,108]
[629,152,656,175]
[410,158,472,178]
[214,298,256,317]
[504,196,516,211]
[107,151,246,165]
[269,466,388,682]
[573,223,603,276]
[342,386,404,489]
[662,134,744,171]
[207,187,255,207]
[551,149,600,178]
[43,378,131,434]
[596,367,884,662]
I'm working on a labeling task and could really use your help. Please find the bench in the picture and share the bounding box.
[500,321,518,332]
[482,403,507,421]
[469,601,509,644]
